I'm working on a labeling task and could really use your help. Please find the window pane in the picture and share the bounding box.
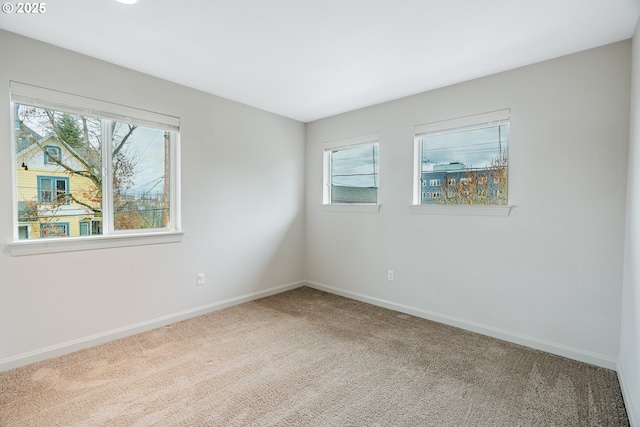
[80,222,90,236]
[39,177,52,203]
[55,179,67,205]
[92,220,102,235]
[330,144,378,204]
[40,223,69,238]
[112,123,170,231]
[18,225,29,240]
[44,145,61,164]
[15,103,103,239]
[419,124,508,205]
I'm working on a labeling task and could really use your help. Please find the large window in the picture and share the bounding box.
[414,110,509,206]
[11,82,180,243]
[323,135,379,205]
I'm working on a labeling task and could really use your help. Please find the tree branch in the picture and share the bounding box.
[67,193,101,214]
[112,123,137,158]
[43,110,102,188]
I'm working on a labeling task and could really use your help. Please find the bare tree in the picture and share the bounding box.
[436,151,508,205]
[16,106,140,230]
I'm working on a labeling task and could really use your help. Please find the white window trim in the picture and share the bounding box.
[322,133,380,210]
[8,81,182,255]
[10,81,179,131]
[414,109,510,137]
[5,231,185,257]
[412,109,512,215]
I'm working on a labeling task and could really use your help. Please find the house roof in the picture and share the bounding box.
[15,121,42,154]
[15,133,55,160]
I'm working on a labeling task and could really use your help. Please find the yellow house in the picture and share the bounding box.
[15,133,102,239]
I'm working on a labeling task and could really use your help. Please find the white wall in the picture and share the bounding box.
[620,20,640,427]
[305,41,631,369]
[0,27,634,390]
[0,30,306,370]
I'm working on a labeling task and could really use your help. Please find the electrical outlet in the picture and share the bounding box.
[197,273,205,285]
[388,270,394,281]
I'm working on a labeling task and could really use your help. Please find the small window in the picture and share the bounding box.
[323,135,379,205]
[91,220,102,235]
[414,110,509,206]
[44,145,61,164]
[79,221,90,236]
[40,223,69,238]
[18,225,30,240]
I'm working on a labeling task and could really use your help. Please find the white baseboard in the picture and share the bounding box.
[1,279,619,375]
[618,361,638,427]
[0,281,305,373]
[305,281,618,370]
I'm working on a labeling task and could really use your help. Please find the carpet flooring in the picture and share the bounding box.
[0,286,629,426]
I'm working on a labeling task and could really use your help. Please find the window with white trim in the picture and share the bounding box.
[414,110,509,206]
[323,135,379,205]
[11,82,181,242]
[43,145,61,164]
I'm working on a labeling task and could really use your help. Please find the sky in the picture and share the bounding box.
[331,143,379,188]
[420,124,509,171]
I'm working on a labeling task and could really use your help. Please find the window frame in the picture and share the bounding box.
[79,221,91,236]
[18,224,31,240]
[43,145,61,165]
[7,81,183,256]
[40,222,70,238]
[412,109,512,217]
[37,175,69,205]
[322,133,381,212]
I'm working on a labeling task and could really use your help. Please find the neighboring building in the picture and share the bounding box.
[421,162,507,205]
[330,185,377,204]
[15,129,102,239]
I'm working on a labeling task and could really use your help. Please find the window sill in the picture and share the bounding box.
[410,205,513,217]
[5,231,184,257]
[321,204,381,213]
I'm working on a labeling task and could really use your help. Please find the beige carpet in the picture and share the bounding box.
[0,287,629,426]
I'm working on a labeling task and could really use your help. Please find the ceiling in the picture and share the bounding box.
[1,0,639,122]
